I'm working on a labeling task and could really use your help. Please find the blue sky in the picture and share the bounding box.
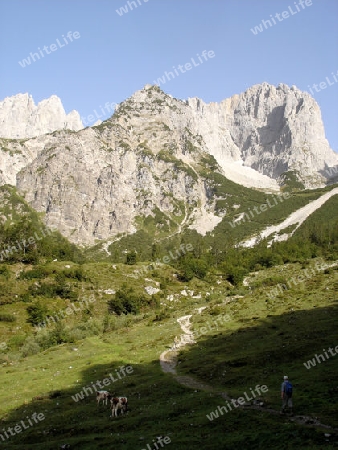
[1,0,337,152]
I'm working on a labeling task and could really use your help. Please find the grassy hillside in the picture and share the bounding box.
[182,261,338,426]
[0,185,83,265]
[0,258,337,449]
[0,182,337,449]
[85,182,338,264]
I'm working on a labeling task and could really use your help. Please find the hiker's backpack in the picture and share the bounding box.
[285,381,293,397]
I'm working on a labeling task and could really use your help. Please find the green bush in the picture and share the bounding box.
[21,336,41,357]
[34,323,75,349]
[108,284,148,315]
[178,256,208,281]
[153,310,170,321]
[45,322,70,346]
[55,272,66,284]
[251,276,287,289]
[0,314,16,322]
[19,292,32,303]
[76,319,102,336]
[102,314,135,333]
[63,267,85,281]
[26,301,49,326]
[19,267,51,280]
[126,251,137,265]
[28,281,77,300]
[55,283,77,300]
[224,265,248,286]
[0,265,10,279]
[65,327,87,342]
[28,282,55,297]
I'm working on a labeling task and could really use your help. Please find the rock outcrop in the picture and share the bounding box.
[0,83,337,245]
[186,82,338,187]
[16,120,213,245]
[0,93,83,139]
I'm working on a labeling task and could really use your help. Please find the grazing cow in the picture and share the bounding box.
[111,396,128,417]
[96,390,110,406]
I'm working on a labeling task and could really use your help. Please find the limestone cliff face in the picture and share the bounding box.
[0,131,77,186]
[1,83,337,245]
[0,93,83,139]
[0,93,83,185]
[16,126,209,245]
[186,82,337,186]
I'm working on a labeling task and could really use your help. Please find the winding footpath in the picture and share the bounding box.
[160,307,338,433]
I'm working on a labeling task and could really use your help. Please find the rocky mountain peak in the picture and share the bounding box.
[185,82,337,186]
[116,84,184,115]
[0,93,83,139]
[1,82,337,245]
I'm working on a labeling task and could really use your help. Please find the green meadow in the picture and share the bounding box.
[0,258,337,449]
[0,183,337,448]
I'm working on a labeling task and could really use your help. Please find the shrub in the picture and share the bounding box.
[223,265,248,286]
[46,322,70,345]
[28,281,77,300]
[19,292,32,303]
[126,251,137,265]
[19,267,50,280]
[34,323,72,348]
[0,314,16,322]
[63,267,85,281]
[178,256,208,281]
[153,310,170,321]
[76,319,102,336]
[21,336,41,357]
[102,314,134,333]
[108,293,139,315]
[26,301,49,326]
[65,327,87,342]
[251,276,287,289]
[55,272,66,284]
[209,306,224,316]
[28,282,55,297]
[8,335,26,350]
[54,283,77,300]
[108,284,147,315]
[0,265,10,279]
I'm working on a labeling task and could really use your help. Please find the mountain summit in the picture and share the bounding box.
[185,82,337,187]
[0,83,337,244]
[0,93,83,139]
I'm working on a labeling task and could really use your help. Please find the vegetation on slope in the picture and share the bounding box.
[0,185,83,264]
[0,183,337,448]
[0,259,337,449]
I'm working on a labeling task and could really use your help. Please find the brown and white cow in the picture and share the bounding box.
[110,396,128,417]
[96,390,110,406]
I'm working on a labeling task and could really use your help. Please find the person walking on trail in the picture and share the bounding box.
[281,375,293,415]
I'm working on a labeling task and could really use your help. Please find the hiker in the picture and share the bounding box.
[281,375,293,414]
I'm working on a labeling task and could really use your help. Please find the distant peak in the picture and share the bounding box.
[0,93,83,139]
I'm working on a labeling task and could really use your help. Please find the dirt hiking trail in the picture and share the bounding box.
[160,307,338,433]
